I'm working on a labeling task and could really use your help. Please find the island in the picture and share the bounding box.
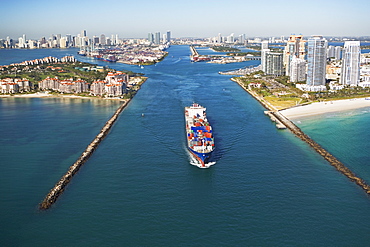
[79,43,169,65]
[0,55,151,210]
[0,56,147,100]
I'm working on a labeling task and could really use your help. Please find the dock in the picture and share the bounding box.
[39,99,130,210]
[233,77,370,195]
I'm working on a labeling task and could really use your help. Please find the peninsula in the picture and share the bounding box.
[233,75,370,195]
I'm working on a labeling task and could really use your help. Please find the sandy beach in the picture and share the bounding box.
[0,92,124,101]
[279,97,370,119]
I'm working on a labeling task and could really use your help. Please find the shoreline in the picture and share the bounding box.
[233,77,370,196]
[0,92,125,101]
[39,98,131,210]
[280,98,370,120]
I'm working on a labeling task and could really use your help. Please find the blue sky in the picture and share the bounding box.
[1,0,369,39]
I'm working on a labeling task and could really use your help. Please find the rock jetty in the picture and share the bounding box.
[234,78,370,195]
[39,100,129,210]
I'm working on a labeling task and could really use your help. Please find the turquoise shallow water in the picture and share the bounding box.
[1,46,370,246]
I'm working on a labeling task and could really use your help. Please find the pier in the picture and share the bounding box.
[233,78,370,195]
[39,99,130,210]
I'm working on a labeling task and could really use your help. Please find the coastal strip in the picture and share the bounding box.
[39,99,130,210]
[233,78,370,195]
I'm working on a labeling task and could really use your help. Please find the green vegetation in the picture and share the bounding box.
[235,71,370,110]
[0,61,111,84]
[0,61,141,85]
[235,73,309,110]
[122,77,147,99]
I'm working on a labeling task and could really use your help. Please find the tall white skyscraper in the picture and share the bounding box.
[306,35,327,87]
[290,56,306,82]
[340,41,361,86]
[261,41,269,73]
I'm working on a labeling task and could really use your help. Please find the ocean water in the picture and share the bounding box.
[1,46,370,246]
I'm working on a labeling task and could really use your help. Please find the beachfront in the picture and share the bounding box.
[279,98,370,119]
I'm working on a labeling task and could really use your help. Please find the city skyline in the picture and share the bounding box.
[1,0,369,39]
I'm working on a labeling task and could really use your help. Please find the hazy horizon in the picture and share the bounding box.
[1,0,369,40]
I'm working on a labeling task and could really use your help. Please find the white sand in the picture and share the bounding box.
[0,92,122,100]
[280,98,370,119]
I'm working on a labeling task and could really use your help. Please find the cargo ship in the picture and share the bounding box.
[185,103,215,168]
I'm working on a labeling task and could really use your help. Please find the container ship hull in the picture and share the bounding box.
[185,103,215,168]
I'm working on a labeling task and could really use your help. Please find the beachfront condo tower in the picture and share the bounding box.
[283,35,306,76]
[265,52,284,76]
[306,35,328,87]
[340,41,361,86]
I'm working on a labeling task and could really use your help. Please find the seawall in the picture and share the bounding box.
[233,78,370,195]
[39,99,130,210]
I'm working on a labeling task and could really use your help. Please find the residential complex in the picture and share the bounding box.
[340,41,361,86]
[283,35,306,76]
[299,35,328,91]
[264,52,284,76]
[38,71,129,97]
[0,78,33,94]
[289,56,306,82]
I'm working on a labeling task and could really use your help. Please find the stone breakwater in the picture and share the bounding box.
[233,78,370,195]
[272,111,370,194]
[39,99,130,210]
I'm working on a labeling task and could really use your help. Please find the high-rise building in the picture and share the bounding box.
[340,41,361,86]
[265,52,284,76]
[115,34,119,45]
[166,31,171,43]
[227,33,234,43]
[261,41,269,73]
[66,34,72,47]
[155,32,160,44]
[306,35,327,87]
[60,37,67,48]
[148,33,154,43]
[290,56,306,82]
[93,36,99,45]
[283,35,306,76]
[334,46,342,60]
[261,40,269,50]
[217,33,222,43]
[100,34,106,45]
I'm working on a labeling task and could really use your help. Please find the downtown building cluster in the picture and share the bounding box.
[1,30,172,49]
[260,35,369,92]
[1,30,123,49]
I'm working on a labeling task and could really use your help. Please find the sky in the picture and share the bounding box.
[1,0,369,40]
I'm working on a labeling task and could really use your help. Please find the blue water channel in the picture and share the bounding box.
[1,46,370,246]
